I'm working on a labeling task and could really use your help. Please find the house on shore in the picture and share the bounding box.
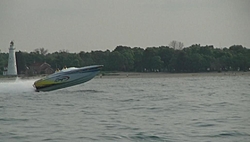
[25,62,54,76]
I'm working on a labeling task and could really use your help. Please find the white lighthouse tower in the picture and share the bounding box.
[7,41,17,76]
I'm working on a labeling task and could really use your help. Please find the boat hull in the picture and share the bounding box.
[34,65,102,92]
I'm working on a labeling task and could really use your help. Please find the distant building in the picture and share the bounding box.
[25,62,54,76]
[2,66,8,75]
[4,41,18,76]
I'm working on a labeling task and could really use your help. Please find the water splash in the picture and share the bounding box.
[0,77,36,94]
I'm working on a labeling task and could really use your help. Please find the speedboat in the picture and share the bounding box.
[33,65,103,92]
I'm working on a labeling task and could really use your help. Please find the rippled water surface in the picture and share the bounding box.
[0,75,250,142]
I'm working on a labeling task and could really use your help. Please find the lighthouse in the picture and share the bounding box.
[7,41,17,76]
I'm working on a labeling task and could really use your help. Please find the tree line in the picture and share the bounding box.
[0,44,250,75]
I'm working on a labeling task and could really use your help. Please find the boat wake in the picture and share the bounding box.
[0,77,36,94]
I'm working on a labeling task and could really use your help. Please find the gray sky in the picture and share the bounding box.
[0,0,250,53]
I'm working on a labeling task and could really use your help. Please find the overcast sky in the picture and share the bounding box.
[0,0,250,53]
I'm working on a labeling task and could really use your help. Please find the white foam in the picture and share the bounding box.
[0,77,37,93]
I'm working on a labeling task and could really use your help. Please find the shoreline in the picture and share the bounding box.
[1,71,249,80]
[99,71,250,78]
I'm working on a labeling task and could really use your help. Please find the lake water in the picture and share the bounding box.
[0,74,250,142]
